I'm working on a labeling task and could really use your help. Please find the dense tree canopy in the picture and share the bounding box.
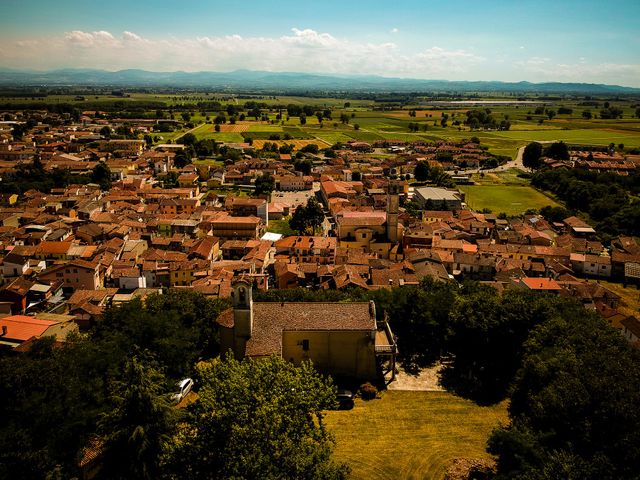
[522,142,543,170]
[532,167,640,237]
[97,356,178,480]
[167,356,348,480]
[0,290,228,479]
[489,312,640,479]
[255,172,276,196]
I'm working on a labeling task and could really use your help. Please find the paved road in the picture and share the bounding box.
[159,123,204,146]
[467,140,557,174]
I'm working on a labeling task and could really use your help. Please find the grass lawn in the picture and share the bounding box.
[599,281,640,317]
[459,185,560,216]
[324,391,507,480]
[193,159,225,167]
[267,218,295,236]
[470,169,530,186]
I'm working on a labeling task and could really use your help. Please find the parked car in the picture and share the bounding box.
[336,389,354,409]
[171,378,194,404]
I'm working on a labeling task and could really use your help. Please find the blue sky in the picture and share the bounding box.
[1,0,639,86]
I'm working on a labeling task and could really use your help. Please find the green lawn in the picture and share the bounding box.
[267,218,295,236]
[458,185,560,216]
[491,128,640,147]
[324,391,507,480]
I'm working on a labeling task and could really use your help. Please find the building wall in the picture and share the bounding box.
[282,330,377,379]
[118,276,147,290]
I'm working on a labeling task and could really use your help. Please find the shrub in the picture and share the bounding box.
[359,382,378,400]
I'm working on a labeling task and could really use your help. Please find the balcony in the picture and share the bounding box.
[374,321,397,355]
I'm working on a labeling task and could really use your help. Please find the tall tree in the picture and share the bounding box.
[489,312,640,480]
[166,356,348,480]
[255,172,275,197]
[97,356,178,480]
[305,197,325,234]
[91,161,112,190]
[414,160,430,182]
[289,205,309,235]
[522,142,543,170]
[544,141,569,160]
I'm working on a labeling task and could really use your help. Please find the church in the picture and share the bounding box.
[216,280,397,380]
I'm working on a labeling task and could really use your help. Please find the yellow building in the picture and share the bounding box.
[217,281,397,380]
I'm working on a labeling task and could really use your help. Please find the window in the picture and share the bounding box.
[302,339,309,351]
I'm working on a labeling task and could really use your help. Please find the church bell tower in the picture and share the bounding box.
[386,180,400,243]
[232,279,253,339]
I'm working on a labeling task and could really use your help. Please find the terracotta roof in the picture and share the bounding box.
[0,315,56,342]
[521,277,562,291]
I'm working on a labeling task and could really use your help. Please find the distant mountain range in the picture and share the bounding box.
[0,68,638,94]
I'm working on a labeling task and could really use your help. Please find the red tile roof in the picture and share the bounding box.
[0,315,56,342]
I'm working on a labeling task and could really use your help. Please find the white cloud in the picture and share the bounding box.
[0,28,484,78]
[390,28,399,34]
[2,28,638,86]
[64,30,116,47]
[514,57,640,85]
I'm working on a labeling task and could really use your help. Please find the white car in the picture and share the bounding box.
[171,378,194,404]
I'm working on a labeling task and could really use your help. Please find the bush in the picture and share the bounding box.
[359,382,378,400]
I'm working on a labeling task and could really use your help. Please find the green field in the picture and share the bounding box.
[267,218,295,236]
[459,185,560,216]
[324,391,507,480]
[4,93,640,159]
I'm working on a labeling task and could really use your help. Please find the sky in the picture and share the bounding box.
[1,0,639,86]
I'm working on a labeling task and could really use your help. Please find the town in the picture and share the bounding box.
[1,100,640,478]
[0,109,638,347]
[2,1,640,478]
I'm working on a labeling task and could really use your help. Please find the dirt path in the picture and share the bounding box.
[387,363,444,391]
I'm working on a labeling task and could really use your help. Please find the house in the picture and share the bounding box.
[570,253,612,278]
[2,250,32,278]
[210,214,263,240]
[112,268,147,290]
[274,236,337,264]
[225,197,269,224]
[563,216,596,236]
[413,187,464,210]
[217,281,397,379]
[38,260,103,291]
[0,277,34,314]
[621,316,640,345]
[67,288,118,329]
[0,314,78,351]
[519,277,563,293]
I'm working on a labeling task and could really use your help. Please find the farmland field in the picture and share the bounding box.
[324,391,507,480]
[458,185,560,216]
[4,93,640,159]
[252,138,330,150]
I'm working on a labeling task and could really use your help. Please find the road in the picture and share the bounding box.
[153,123,205,148]
[468,139,557,174]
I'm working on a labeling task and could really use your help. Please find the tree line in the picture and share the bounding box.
[531,166,640,237]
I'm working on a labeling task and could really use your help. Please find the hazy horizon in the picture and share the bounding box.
[2,0,639,87]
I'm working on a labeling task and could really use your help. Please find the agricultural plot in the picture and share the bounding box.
[7,93,639,157]
[216,123,250,133]
[251,139,330,150]
[324,391,507,480]
[458,185,560,216]
[491,128,640,146]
